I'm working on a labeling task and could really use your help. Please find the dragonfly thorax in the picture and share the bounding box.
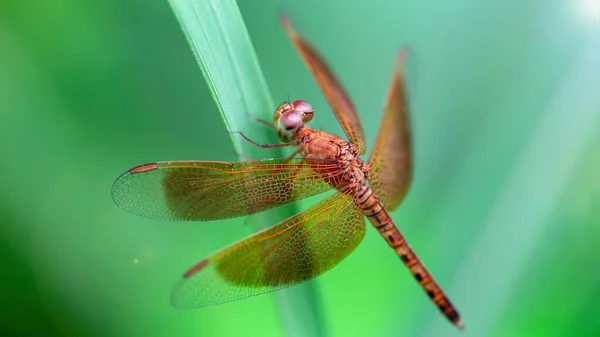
[273,100,314,143]
[338,143,369,190]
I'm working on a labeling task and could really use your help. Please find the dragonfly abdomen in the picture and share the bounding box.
[356,184,464,329]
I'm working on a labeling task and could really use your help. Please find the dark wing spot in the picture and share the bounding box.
[183,259,209,278]
[130,163,158,174]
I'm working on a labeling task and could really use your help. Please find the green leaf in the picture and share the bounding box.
[167,1,325,336]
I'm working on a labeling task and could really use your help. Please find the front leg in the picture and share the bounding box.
[228,131,295,149]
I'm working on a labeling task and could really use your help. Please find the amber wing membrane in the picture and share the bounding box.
[281,15,367,154]
[112,158,343,221]
[368,51,412,211]
[171,191,365,307]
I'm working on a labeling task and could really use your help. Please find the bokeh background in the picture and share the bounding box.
[1,0,599,336]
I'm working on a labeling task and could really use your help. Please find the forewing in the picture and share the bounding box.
[171,191,365,307]
[281,15,367,154]
[112,158,343,221]
[368,51,412,211]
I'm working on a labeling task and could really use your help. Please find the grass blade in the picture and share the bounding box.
[167,1,325,336]
[167,0,271,153]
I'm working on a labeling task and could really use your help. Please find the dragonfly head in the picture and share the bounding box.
[273,100,314,143]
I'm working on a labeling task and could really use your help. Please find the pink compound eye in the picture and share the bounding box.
[292,100,313,113]
[280,111,303,130]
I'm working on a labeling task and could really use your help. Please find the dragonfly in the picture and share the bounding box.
[112,14,463,329]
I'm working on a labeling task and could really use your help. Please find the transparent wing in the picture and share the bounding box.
[112,158,344,221]
[171,191,365,307]
[281,15,367,154]
[368,51,412,210]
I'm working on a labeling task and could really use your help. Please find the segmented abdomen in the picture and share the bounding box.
[355,184,463,328]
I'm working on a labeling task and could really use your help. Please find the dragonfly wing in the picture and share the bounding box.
[368,51,412,211]
[171,191,365,307]
[112,158,343,221]
[281,15,367,154]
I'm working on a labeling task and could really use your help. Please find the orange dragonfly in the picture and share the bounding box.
[112,15,463,329]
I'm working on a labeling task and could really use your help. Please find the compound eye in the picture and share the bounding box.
[280,111,303,130]
[292,100,313,113]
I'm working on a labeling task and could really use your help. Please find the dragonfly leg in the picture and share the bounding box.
[284,149,302,162]
[228,131,292,149]
[246,112,274,129]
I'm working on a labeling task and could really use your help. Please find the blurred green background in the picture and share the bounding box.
[1,0,599,336]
